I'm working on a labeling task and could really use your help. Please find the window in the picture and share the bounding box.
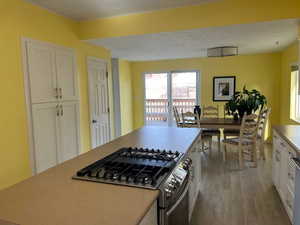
[291,64,300,121]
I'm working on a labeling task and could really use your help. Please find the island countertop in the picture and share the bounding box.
[273,125,300,153]
[0,126,201,225]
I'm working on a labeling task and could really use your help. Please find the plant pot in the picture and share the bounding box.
[233,113,239,121]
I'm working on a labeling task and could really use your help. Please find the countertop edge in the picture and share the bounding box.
[272,125,300,153]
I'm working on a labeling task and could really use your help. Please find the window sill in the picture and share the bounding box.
[290,118,300,124]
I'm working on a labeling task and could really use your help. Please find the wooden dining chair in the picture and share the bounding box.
[202,105,221,152]
[256,107,271,160]
[181,111,200,128]
[222,113,259,169]
[223,106,240,140]
[173,106,183,127]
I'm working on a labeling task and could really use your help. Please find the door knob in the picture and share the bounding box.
[92,120,97,123]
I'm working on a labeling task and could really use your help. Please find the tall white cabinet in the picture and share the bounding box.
[23,39,80,174]
[273,130,297,223]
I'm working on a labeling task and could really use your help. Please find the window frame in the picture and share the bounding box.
[290,63,300,123]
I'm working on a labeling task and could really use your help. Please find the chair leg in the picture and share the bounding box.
[260,143,265,160]
[201,140,205,153]
[209,137,212,155]
[217,135,221,153]
[238,146,244,169]
[223,144,227,162]
[253,145,257,167]
[224,135,227,154]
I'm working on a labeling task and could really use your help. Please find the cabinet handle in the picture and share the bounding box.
[55,88,59,99]
[288,172,295,181]
[59,88,62,99]
[56,105,60,116]
[286,199,293,209]
[60,105,64,116]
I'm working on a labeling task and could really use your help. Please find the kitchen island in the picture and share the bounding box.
[0,126,201,225]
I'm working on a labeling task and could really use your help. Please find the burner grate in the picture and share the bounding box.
[73,147,183,189]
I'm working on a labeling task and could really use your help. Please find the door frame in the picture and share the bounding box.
[87,56,111,149]
[142,70,201,126]
[21,37,80,175]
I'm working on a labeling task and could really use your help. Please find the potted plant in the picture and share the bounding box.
[225,86,267,120]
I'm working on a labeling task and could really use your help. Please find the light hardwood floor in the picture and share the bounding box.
[190,143,291,225]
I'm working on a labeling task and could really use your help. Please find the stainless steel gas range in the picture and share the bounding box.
[73,147,192,225]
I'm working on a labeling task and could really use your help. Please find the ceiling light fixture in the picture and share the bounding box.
[207,46,239,57]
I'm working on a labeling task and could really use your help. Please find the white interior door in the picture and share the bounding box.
[32,103,59,173]
[55,49,78,101]
[88,57,111,149]
[58,101,80,163]
[26,41,57,103]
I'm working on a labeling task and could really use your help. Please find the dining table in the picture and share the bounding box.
[199,118,241,129]
[180,117,241,129]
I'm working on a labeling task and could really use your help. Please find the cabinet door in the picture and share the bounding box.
[32,103,59,173]
[279,148,288,200]
[55,49,78,101]
[58,101,80,163]
[26,41,57,103]
[272,147,281,190]
[188,146,200,220]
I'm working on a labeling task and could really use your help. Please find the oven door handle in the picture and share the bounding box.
[166,178,191,216]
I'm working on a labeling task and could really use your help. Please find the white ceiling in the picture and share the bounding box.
[89,19,299,61]
[26,0,218,20]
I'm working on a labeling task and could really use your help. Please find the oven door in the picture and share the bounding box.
[161,179,190,225]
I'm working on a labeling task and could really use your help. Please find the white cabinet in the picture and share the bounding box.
[27,42,57,103]
[188,138,201,221]
[23,39,80,174]
[272,130,297,224]
[58,101,80,163]
[279,145,288,199]
[55,49,78,101]
[32,103,60,173]
[26,40,78,104]
[32,102,80,173]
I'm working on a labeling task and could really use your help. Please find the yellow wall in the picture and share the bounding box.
[131,53,281,130]
[280,41,299,124]
[0,0,112,190]
[79,0,300,40]
[119,60,134,135]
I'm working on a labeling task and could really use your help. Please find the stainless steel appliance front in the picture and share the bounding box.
[158,159,191,225]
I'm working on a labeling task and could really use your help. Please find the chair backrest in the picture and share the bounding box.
[182,111,200,128]
[173,106,181,126]
[202,105,219,118]
[223,105,232,118]
[257,107,271,139]
[239,113,259,145]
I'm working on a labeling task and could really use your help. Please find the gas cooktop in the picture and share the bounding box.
[73,147,183,189]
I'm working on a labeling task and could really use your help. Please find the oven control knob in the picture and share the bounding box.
[170,178,178,185]
[164,188,173,198]
[182,158,192,170]
[167,183,177,192]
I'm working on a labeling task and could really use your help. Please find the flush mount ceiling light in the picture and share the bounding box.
[207,46,239,57]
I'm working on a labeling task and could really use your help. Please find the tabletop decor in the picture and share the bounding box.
[225,86,267,119]
[213,76,236,101]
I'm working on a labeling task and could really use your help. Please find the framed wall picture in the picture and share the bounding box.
[213,76,236,101]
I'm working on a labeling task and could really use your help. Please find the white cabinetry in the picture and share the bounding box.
[27,42,57,103]
[55,49,78,101]
[272,130,297,224]
[188,137,202,221]
[58,101,80,163]
[32,103,60,173]
[23,39,80,174]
